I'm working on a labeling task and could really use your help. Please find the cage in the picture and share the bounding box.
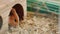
[27,0,60,34]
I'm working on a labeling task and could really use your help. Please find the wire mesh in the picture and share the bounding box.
[27,0,60,14]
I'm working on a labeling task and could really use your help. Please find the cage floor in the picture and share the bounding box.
[7,12,58,34]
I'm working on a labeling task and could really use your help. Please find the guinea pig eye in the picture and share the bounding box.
[14,19,16,22]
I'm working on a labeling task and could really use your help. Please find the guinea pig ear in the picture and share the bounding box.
[12,8,16,13]
[0,16,3,30]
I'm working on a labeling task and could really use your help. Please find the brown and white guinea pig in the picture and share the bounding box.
[9,8,19,28]
[9,4,24,28]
